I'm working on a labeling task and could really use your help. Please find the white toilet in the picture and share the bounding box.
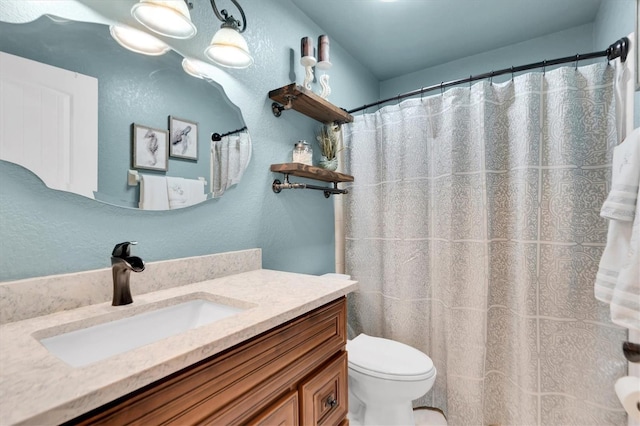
[320,274,437,425]
[347,333,437,425]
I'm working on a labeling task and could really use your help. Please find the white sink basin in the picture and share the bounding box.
[38,299,245,367]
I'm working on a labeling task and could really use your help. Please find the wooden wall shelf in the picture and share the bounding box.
[270,163,353,183]
[270,163,353,198]
[269,84,354,125]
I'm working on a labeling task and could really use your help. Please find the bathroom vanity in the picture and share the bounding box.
[72,298,348,425]
[0,250,357,425]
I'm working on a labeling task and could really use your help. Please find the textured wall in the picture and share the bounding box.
[593,0,638,128]
[380,23,595,100]
[0,0,379,281]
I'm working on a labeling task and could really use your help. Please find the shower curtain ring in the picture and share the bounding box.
[469,76,472,89]
[421,87,425,100]
[575,54,580,70]
[440,82,444,95]
[542,60,547,75]
[489,71,494,84]
[511,66,515,81]
[396,94,401,105]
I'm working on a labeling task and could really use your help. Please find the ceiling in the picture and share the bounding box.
[289,0,603,81]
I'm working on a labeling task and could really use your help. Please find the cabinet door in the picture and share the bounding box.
[248,391,299,426]
[0,52,98,199]
[299,352,348,426]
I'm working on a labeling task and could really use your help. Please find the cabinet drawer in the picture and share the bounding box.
[299,352,348,426]
[248,391,299,426]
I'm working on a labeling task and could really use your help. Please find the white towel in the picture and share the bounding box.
[138,174,169,210]
[210,132,252,198]
[595,127,640,331]
[182,178,206,207]
[228,132,252,186]
[166,177,205,209]
[211,140,228,198]
[166,176,187,209]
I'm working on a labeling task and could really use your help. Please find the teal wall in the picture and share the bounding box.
[594,0,638,127]
[0,0,379,281]
[380,1,634,122]
[0,0,634,282]
[380,23,595,100]
[594,0,635,53]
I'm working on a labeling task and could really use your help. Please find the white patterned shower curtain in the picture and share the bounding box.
[343,63,628,425]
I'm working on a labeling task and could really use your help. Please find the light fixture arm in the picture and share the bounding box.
[210,0,247,33]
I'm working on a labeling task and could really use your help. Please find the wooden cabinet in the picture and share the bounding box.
[300,353,348,425]
[249,391,299,426]
[68,298,348,426]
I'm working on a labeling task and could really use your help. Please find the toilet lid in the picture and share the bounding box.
[347,334,435,381]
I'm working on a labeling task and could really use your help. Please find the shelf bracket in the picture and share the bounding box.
[272,174,348,198]
[271,95,296,118]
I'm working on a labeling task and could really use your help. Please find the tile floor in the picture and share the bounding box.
[348,407,447,426]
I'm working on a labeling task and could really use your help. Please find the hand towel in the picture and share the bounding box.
[595,127,640,331]
[182,178,206,207]
[210,133,252,198]
[211,139,229,198]
[166,176,187,209]
[227,132,252,186]
[138,174,169,210]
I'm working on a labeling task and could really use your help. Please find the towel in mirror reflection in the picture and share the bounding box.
[211,132,252,197]
[138,175,206,210]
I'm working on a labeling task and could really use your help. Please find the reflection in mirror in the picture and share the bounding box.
[0,16,250,209]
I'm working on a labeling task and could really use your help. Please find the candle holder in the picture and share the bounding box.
[301,55,316,90]
[316,60,332,99]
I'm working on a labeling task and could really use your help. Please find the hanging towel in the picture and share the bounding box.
[210,132,252,197]
[211,138,230,197]
[166,176,187,209]
[182,178,206,207]
[227,132,252,186]
[595,127,640,331]
[138,174,169,210]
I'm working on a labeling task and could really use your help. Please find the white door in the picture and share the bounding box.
[0,51,98,199]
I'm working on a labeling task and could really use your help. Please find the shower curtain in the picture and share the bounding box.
[343,62,628,425]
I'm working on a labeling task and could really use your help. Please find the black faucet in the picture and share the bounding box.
[111,241,145,306]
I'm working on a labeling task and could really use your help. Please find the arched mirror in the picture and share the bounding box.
[0,15,251,209]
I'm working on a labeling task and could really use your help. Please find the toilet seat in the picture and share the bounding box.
[347,334,436,381]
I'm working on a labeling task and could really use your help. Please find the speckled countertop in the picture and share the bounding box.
[0,269,357,425]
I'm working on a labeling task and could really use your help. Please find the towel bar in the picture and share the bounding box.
[623,341,640,363]
[272,173,348,198]
[127,170,207,186]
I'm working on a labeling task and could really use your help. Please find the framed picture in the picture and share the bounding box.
[132,123,168,171]
[169,116,198,160]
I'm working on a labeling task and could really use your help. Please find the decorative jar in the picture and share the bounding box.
[292,140,313,165]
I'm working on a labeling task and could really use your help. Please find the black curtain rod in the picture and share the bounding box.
[347,37,629,115]
[211,126,248,141]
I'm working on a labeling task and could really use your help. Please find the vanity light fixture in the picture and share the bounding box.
[124,0,253,70]
[204,0,253,69]
[109,24,171,56]
[131,0,197,39]
[182,57,215,79]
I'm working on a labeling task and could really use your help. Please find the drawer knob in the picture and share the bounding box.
[325,396,338,408]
